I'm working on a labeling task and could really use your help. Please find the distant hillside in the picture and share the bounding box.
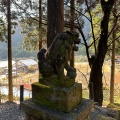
[0,26,23,47]
[0,26,37,60]
[12,26,24,46]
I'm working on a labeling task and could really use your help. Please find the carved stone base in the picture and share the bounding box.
[21,98,93,120]
[32,82,82,112]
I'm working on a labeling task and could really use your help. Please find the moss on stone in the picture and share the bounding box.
[32,82,82,112]
[107,103,120,119]
[39,75,75,88]
[21,98,93,120]
[107,103,120,111]
[96,114,116,120]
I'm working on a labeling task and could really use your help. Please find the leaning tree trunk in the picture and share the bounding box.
[89,0,116,106]
[47,0,64,48]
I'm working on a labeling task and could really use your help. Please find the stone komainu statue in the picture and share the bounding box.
[37,31,80,82]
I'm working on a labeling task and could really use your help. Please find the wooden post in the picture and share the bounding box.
[89,82,94,100]
[20,85,24,109]
[0,85,1,104]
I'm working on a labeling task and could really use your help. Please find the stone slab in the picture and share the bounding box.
[21,98,93,120]
[32,82,82,112]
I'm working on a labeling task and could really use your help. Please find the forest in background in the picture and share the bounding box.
[0,26,37,60]
[0,26,88,60]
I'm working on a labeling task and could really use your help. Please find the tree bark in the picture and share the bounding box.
[47,0,64,48]
[110,30,115,103]
[89,0,116,106]
[39,0,42,50]
[70,0,75,67]
[110,3,116,103]
[7,0,13,101]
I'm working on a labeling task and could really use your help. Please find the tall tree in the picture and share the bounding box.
[39,0,42,50]
[14,0,47,51]
[110,1,117,104]
[47,0,64,48]
[64,0,84,67]
[110,24,116,104]
[84,0,120,104]
[70,0,75,67]
[89,0,116,105]
[7,0,13,101]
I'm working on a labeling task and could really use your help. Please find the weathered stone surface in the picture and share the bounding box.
[37,31,80,81]
[39,76,75,88]
[91,104,119,120]
[21,98,93,120]
[96,114,116,120]
[32,82,82,112]
[107,103,120,120]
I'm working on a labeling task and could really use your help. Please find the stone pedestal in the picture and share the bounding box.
[32,82,82,112]
[21,80,93,120]
[21,98,93,120]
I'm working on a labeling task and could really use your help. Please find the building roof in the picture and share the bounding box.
[0,60,15,68]
[19,59,37,66]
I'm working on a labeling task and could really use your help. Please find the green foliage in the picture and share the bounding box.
[12,44,37,58]
[16,0,47,51]
[90,2,120,54]
[20,18,47,51]
[0,17,7,42]
[88,4,102,52]
[64,1,84,29]
[0,0,19,43]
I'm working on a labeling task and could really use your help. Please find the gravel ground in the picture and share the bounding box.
[0,102,25,120]
[90,105,119,120]
[0,101,118,120]
[0,101,97,120]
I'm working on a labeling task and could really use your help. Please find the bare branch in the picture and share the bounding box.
[108,15,118,37]
[77,69,89,86]
[88,37,100,48]
[66,4,91,22]
[107,35,120,48]
[12,0,47,25]
[75,18,91,67]
[85,0,96,54]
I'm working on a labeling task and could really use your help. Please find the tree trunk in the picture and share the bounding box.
[89,0,115,106]
[110,3,116,103]
[7,0,13,101]
[39,0,42,50]
[70,0,75,67]
[110,31,115,103]
[89,58,103,105]
[47,0,64,48]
